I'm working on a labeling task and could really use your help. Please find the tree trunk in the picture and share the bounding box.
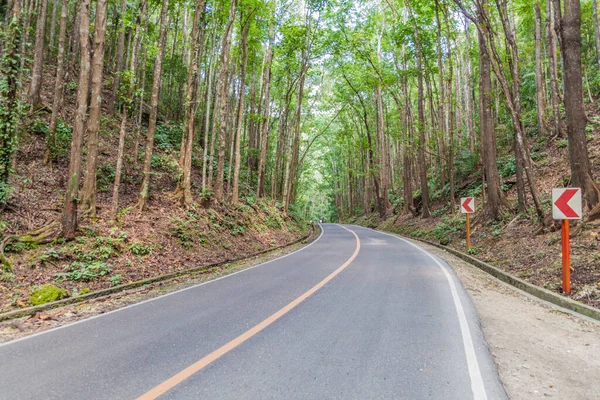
[546,0,564,137]
[232,14,252,204]
[28,0,47,107]
[560,0,600,213]
[213,0,237,203]
[110,0,127,114]
[0,0,22,194]
[593,0,600,72]
[45,0,67,164]
[257,24,274,199]
[110,0,146,219]
[47,0,57,59]
[61,0,90,239]
[136,0,169,211]
[534,3,547,137]
[177,0,206,206]
[479,22,508,219]
[202,26,217,191]
[414,21,431,218]
[80,0,109,216]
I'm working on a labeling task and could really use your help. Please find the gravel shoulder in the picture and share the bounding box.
[417,241,600,400]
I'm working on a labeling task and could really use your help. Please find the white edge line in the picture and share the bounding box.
[349,224,488,400]
[0,225,325,348]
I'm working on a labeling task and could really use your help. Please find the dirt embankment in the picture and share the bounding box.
[350,108,600,310]
[1,68,308,314]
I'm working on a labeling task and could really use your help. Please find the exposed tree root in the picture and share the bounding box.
[0,220,61,272]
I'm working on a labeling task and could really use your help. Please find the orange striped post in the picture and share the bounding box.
[466,213,471,250]
[561,220,570,294]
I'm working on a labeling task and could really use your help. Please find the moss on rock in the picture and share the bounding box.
[29,284,69,306]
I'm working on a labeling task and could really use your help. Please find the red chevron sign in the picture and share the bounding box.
[460,197,474,214]
[552,188,582,220]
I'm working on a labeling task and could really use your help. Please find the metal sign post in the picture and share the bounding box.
[552,188,582,294]
[460,197,475,250]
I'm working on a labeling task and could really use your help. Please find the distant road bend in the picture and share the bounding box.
[0,224,506,399]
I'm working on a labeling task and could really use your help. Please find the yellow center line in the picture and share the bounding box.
[137,225,361,400]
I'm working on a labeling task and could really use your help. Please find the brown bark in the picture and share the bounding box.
[559,0,600,213]
[256,24,274,199]
[111,0,146,219]
[45,0,68,164]
[110,0,127,114]
[534,3,547,137]
[213,0,237,203]
[177,0,207,206]
[413,20,431,218]
[136,0,169,211]
[546,0,564,137]
[28,0,47,107]
[47,0,57,59]
[593,0,600,72]
[479,20,508,220]
[61,0,90,238]
[232,13,253,204]
[80,0,109,216]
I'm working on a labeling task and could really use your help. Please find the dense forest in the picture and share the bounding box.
[1,0,600,307]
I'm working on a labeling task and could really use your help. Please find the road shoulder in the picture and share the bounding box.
[416,241,600,400]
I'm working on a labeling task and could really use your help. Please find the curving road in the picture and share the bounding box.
[0,224,507,399]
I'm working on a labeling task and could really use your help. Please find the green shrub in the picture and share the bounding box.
[29,284,68,305]
[97,163,116,192]
[109,274,123,286]
[500,157,517,178]
[129,242,153,256]
[47,119,72,160]
[55,261,112,282]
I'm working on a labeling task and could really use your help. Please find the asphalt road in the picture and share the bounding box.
[0,224,507,399]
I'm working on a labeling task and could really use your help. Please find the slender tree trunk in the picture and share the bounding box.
[61,0,90,238]
[413,20,431,218]
[257,24,274,199]
[47,0,57,59]
[560,0,600,214]
[0,0,22,192]
[45,0,67,164]
[177,0,207,206]
[202,30,217,191]
[213,0,237,203]
[546,0,564,137]
[534,3,547,137]
[80,0,109,216]
[28,0,47,107]
[111,0,146,219]
[479,22,507,219]
[136,0,169,211]
[593,0,600,72]
[232,14,252,204]
[110,0,127,114]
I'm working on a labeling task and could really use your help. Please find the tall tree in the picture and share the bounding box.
[61,0,91,238]
[137,0,169,211]
[0,0,23,204]
[177,0,207,206]
[559,0,600,215]
[28,0,48,107]
[110,0,146,218]
[214,0,238,203]
[232,10,253,204]
[80,0,109,216]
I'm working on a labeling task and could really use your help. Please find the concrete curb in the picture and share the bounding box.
[405,236,600,322]
[0,228,316,322]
